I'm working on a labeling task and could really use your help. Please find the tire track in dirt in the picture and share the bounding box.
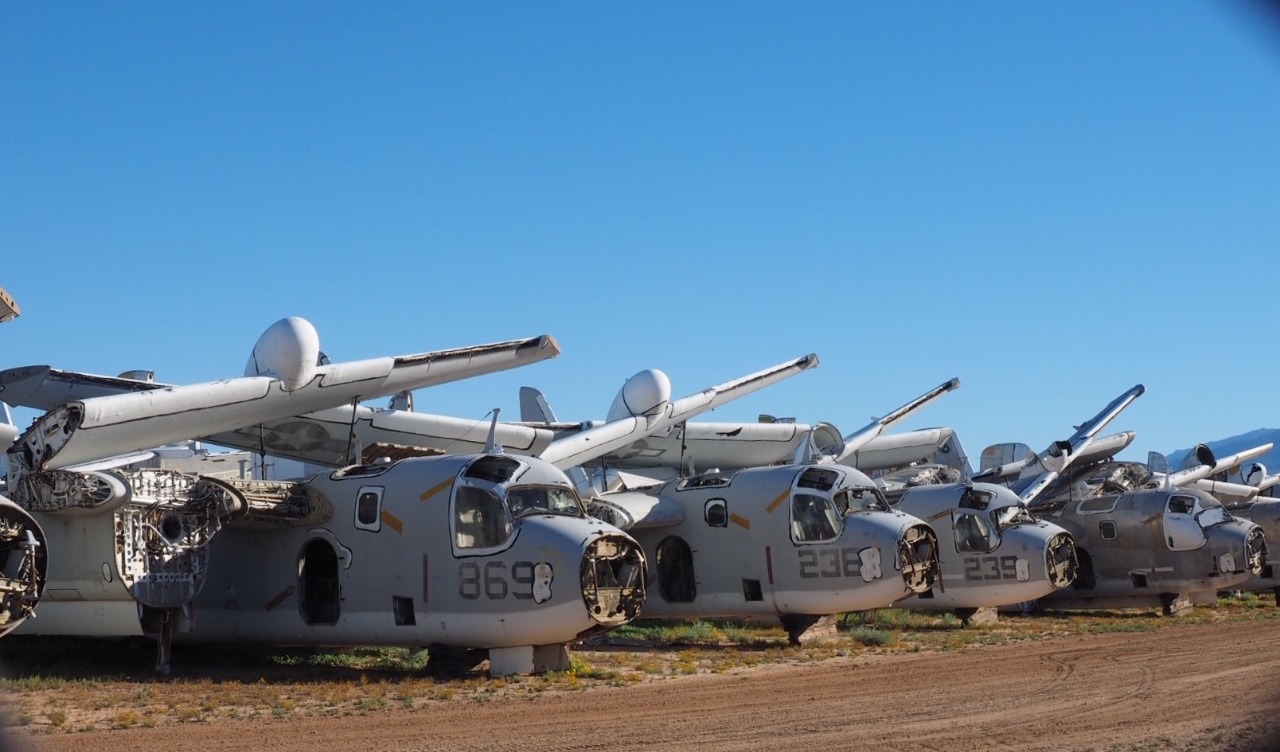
[22,618,1280,752]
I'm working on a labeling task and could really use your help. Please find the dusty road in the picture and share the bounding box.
[17,618,1280,752]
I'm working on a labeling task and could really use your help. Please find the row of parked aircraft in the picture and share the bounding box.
[1,299,1275,676]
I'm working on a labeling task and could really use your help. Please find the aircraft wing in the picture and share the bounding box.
[1018,385,1144,504]
[207,352,820,469]
[538,354,819,470]
[841,427,956,473]
[6,335,560,471]
[1158,443,1274,492]
[975,432,1136,484]
[0,335,559,412]
[831,378,961,464]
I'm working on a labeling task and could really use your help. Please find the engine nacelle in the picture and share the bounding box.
[244,316,321,391]
[606,369,672,421]
[811,422,845,458]
[0,495,47,638]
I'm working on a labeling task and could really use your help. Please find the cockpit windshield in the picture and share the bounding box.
[507,485,584,519]
[1195,502,1231,529]
[991,502,1036,531]
[835,485,891,515]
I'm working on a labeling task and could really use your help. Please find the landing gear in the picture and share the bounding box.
[779,613,821,646]
[139,605,189,675]
[426,644,487,676]
[1158,592,1192,616]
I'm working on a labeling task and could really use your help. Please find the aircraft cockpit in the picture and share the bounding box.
[1187,496,1232,529]
[834,484,892,515]
[452,454,589,553]
[507,485,584,519]
[991,501,1037,531]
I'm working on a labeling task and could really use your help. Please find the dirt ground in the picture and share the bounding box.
[10,616,1280,752]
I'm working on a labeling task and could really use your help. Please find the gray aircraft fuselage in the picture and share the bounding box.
[889,482,1077,611]
[1032,484,1264,611]
[19,453,648,653]
[589,462,939,637]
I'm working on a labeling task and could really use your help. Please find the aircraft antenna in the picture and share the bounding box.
[484,408,504,454]
[342,397,360,465]
[677,422,689,475]
[254,423,267,480]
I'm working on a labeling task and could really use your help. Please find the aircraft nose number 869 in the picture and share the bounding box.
[458,561,554,603]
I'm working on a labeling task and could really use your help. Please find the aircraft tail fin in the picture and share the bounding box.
[520,386,559,423]
[974,442,1035,482]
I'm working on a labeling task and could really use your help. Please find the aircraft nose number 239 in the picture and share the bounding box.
[962,555,1030,582]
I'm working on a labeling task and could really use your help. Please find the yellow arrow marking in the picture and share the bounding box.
[381,509,404,535]
[419,478,453,502]
[766,490,789,514]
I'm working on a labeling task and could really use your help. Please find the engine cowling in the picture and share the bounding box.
[244,316,321,391]
[606,369,672,422]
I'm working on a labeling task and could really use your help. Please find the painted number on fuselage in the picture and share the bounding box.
[458,561,552,602]
[962,555,1030,582]
[797,547,882,582]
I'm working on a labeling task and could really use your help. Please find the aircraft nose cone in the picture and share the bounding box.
[898,522,939,594]
[580,534,647,626]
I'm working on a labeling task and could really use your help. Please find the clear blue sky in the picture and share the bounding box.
[3,2,1278,462]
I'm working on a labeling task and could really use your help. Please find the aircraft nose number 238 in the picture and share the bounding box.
[797,547,883,582]
[457,561,554,603]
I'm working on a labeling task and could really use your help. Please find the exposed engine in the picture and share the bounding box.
[580,534,647,628]
[0,496,46,637]
[899,523,940,593]
[1046,532,1078,589]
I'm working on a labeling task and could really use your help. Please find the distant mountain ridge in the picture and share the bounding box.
[1166,428,1280,476]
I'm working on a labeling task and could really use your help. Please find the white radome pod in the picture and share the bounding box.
[606,369,672,421]
[244,317,321,392]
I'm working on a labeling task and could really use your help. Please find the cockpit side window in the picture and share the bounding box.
[954,511,997,554]
[1195,503,1231,528]
[790,493,841,543]
[835,487,889,514]
[1168,495,1195,515]
[990,503,1034,531]
[453,485,512,551]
